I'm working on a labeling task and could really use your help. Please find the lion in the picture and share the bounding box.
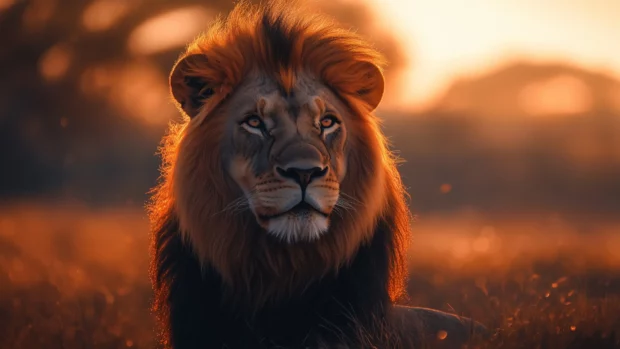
[148,1,486,348]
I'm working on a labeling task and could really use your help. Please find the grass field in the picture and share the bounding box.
[1,203,619,349]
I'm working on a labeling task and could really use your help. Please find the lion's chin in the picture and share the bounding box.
[265,211,329,243]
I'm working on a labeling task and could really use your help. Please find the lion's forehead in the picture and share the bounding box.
[233,72,338,122]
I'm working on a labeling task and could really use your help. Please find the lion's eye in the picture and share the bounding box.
[320,115,339,129]
[240,115,267,136]
[243,115,264,129]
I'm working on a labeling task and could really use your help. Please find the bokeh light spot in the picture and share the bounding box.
[39,43,73,82]
[436,330,448,340]
[82,0,131,32]
[80,65,116,96]
[0,0,15,12]
[127,6,214,56]
[110,62,175,125]
[440,183,452,194]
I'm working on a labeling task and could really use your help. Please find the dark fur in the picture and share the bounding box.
[261,12,296,71]
[151,210,419,349]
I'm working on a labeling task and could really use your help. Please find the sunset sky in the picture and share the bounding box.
[20,0,620,122]
[366,0,620,110]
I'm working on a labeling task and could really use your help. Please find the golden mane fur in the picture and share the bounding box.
[148,0,411,308]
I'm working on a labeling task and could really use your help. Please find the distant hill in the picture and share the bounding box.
[429,61,620,118]
[374,60,620,215]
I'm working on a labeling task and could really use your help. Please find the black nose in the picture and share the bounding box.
[276,166,328,189]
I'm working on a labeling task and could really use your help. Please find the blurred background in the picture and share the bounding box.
[1,0,619,348]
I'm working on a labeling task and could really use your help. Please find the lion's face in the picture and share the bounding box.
[222,75,348,242]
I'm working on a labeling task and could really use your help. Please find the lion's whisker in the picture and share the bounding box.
[216,194,251,216]
[335,197,357,220]
[332,206,343,218]
[335,197,355,210]
[339,192,362,206]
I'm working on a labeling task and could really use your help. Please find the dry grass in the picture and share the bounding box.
[0,203,618,348]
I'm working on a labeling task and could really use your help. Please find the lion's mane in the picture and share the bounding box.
[147,1,412,347]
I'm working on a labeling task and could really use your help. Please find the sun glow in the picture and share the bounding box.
[365,0,620,112]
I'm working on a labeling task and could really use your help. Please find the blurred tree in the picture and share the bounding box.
[0,0,407,204]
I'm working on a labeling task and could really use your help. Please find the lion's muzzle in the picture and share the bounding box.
[275,166,328,191]
[247,148,339,242]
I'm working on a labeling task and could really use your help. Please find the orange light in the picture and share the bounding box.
[127,6,214,56]
[82,0,130,32]
[440,183,452,194]
[39,43,72,82]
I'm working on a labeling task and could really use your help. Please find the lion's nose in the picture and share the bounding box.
[276,166,328,189]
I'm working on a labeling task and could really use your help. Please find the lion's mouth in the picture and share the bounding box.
[259,201,328,221]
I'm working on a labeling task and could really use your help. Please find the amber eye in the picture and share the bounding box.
[244,115,264,129]
[320,115,339,129]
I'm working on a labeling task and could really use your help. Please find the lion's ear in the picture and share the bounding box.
[169,54,216,119]
[354,61,385,111]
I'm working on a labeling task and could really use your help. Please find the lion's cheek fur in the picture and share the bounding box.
[171,121,240,271]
